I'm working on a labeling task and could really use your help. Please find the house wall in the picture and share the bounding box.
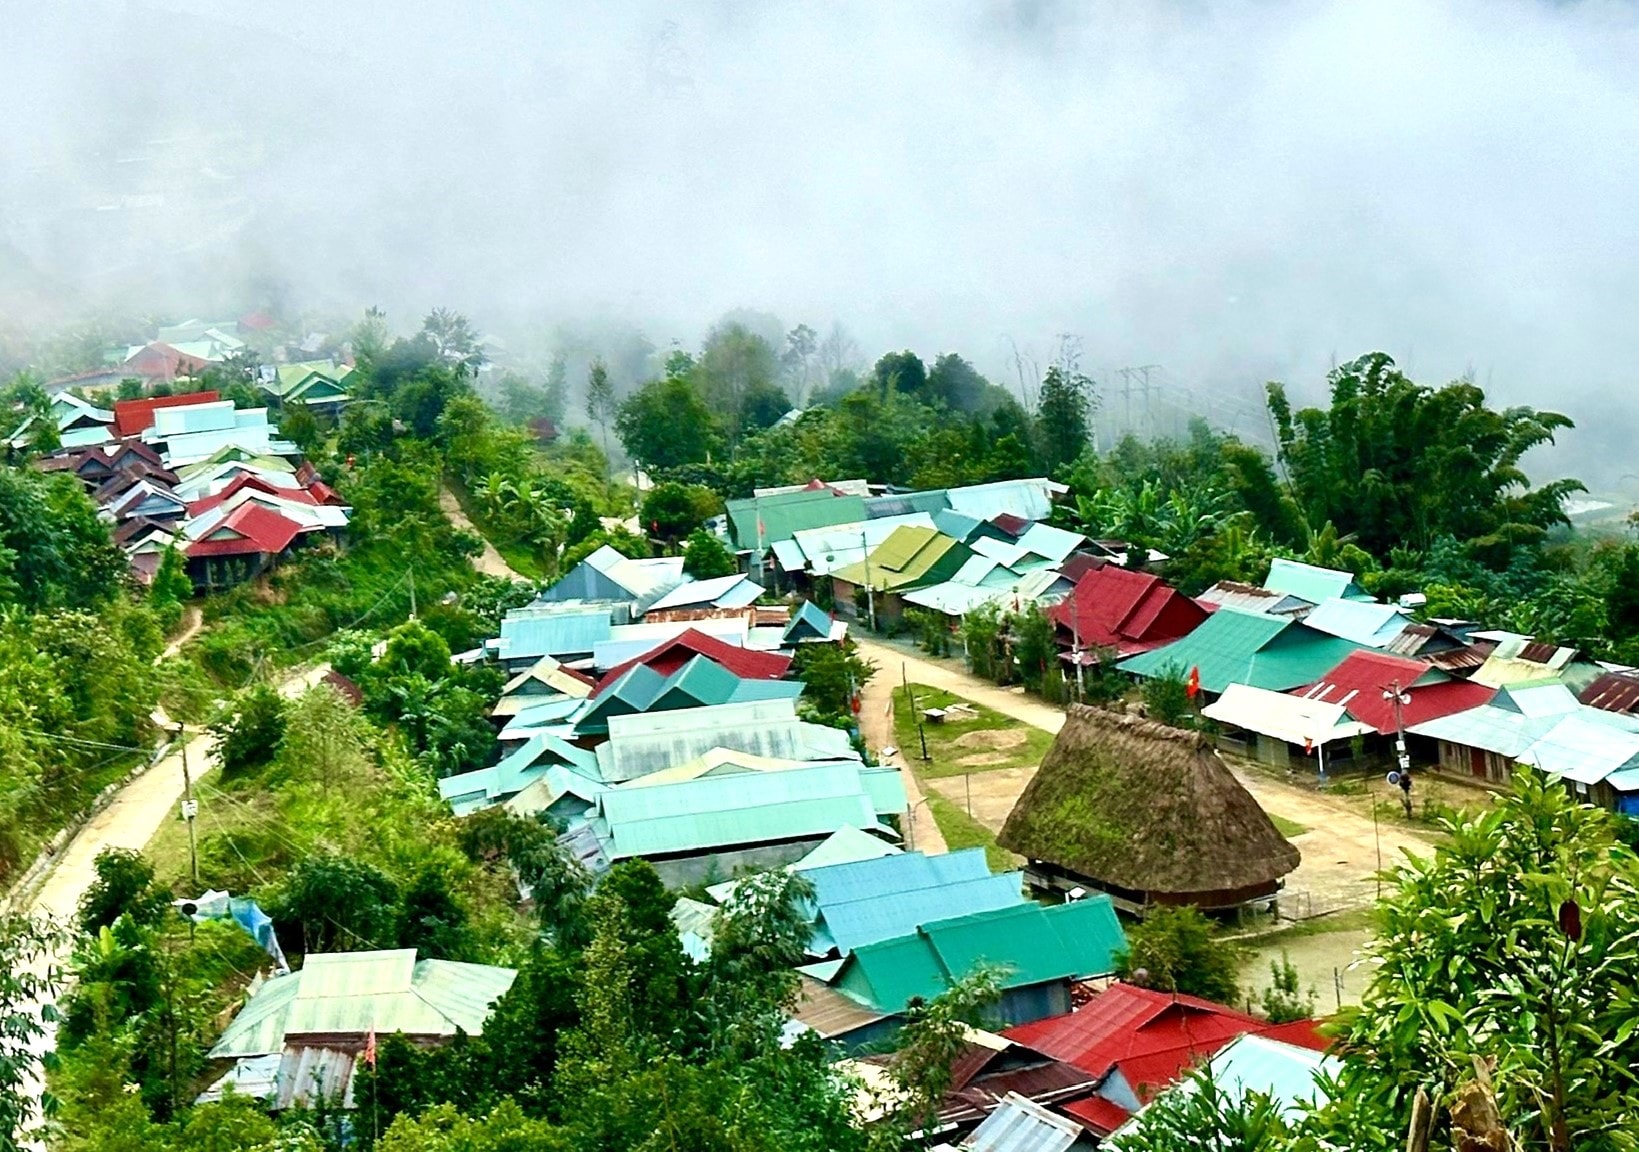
[995,980,1072,1028]
[1435,740,1511,784]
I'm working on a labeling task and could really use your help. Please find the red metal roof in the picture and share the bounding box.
[1297,649,1495,734]
[1007,985,1266,1080]
[591,628,792,696]
[187,473,328,515]
[185,502,303,558]
[990,512,1032,539]
[1048,565,1207,658]
[1060,1093,1133,1136]
[1057,553,1109,584]
[1581,671,1639,716]
[112,390,221,437]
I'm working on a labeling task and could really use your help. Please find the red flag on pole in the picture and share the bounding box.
[363,1027,378,1069]
[1186,666,1200,699]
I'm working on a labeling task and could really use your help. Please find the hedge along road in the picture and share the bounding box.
[11,661,333,1148]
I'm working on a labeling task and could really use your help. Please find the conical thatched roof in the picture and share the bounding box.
[999,706,1299,899]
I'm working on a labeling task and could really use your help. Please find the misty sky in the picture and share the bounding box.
[5,0,1639,480]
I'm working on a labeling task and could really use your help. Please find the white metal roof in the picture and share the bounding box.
[1202,683,1375,747]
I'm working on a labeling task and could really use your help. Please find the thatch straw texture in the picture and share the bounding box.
[999,705,1299,899]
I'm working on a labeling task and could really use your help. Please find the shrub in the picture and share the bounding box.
[209,683,288,779]
[1115,905,1242,1005]
[78,848,172,934]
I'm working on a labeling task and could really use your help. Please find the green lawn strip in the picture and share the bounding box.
[891,684,1053,779]
[1270,813,1309,839]
[923,791,1021,874]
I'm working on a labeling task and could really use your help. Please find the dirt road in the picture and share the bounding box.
[439,485,530,582]
[855,640,948,855]
[14,662,333,1143]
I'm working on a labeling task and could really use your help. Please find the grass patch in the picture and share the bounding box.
[1270,813,1309,839]
[892,684,1054,779]
[1227,906,1376,948]
[445,478,550,581]
[923,791,1021,874]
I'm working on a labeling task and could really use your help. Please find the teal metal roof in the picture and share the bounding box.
[210,950,516,1058]
[1118,608,1361,694]
[784,600,835,643]
[590,761,904,860]
[832,896,1125,1013]
[808,849,1025,955]
[575,655,803,735]
[438,733,598,816]
[1263,558,1371,605]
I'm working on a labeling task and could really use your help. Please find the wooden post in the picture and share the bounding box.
[1405,1085,1434,1152]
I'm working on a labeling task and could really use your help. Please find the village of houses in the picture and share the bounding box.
[17,316,1639,1149]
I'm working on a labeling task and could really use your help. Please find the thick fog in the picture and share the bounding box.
[5,1,1639,480]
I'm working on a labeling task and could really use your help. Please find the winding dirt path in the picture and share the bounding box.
[13,662,333,1146]
[157,604,203,663]
[439,485,530,581]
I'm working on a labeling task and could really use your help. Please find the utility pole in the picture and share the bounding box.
[1385,679,1413,818]
[902,663,929,762]
[861,529,877,632]
[408,564,417,619]
[180,731,198,888]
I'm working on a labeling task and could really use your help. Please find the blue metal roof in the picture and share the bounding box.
[804,848,1024,955]
[498,609,613,660]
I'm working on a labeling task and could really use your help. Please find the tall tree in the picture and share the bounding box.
[1034,364,1092,475]
[584,357,616,463]
[1266,353,1583,564]
[615,376,720,470]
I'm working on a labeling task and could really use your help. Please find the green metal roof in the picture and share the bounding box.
[210,950,517,1058]
[832,896,1125,1013]
[784,600,834,643]
[1118,608,1362,694]
[575,655,804,735]
[1263,558,1371,605]
[830,526,973,592]
[726,489,869,550]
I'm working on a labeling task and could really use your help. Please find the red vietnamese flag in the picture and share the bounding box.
[1186,665,1201,699]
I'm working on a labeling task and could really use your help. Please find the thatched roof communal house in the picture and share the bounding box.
[999,706,1299,914]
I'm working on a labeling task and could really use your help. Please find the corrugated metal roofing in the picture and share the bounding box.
[814,865,1026,956]
[943,478,1067,523]
[833,897,1125,1013]
[933,509,984,541]
[1471,636,1578,689]
[726,488,869,549]
[1011,522,1085,563]
[866,490,951,519]
[1299,599,1410,648]
[1581,671,1639,716]
[1299,650,1495,734]
[497,608,613,660]
[210,951,516,1058]
[1116,1035,1342,1137]
[437,733,599,815]
[791,512,937,576]
[644,573,764,613]
[1262,558,1371,605]
[594,698,856,782]
[1118,608,1361,694]
[959,1092,1081,1152]
[1203,684,1374,747]
[903,581,1012,618]
[1407,683,1591,757]
[831,526,973,592]
[1518,714,1639,784]
[784,600,835,643]
[589,761,905,859]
